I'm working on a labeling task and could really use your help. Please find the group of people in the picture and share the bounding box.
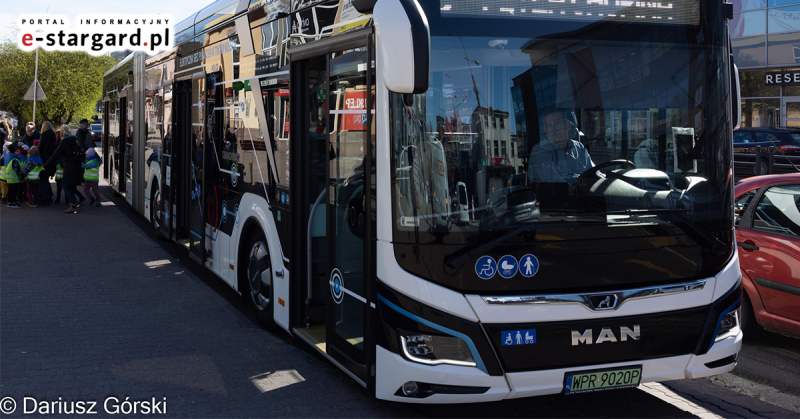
[0,119,102,214]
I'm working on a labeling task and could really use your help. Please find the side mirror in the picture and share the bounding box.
[374,0,430,94]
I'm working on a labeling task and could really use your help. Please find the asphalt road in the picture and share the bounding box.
[709,329,800,413]
[738,331,800,397]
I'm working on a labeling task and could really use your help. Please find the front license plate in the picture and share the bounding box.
[564,366,642,395]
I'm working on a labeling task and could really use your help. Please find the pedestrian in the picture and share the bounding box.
[0,120,9,144]
[0,139,12,204]
[82,148,102,207]
[21,122,40,148]
[22,146,44,207]
[44,125,84,213]
[76,118,95,151]
[4,143,25,209]
[38,121,57,205]
[17,144,29,205]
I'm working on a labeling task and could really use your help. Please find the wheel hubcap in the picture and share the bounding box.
[247,241,271,310]
[153,190,161,230]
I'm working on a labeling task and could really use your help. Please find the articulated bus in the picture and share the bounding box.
[102,0,744,403]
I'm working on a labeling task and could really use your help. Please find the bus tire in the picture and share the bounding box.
[240,229,275,329]
[150,185,166,241]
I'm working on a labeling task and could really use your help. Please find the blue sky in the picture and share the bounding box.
[1,0,215,42]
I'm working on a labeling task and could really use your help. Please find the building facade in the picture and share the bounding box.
[732,0,800,127]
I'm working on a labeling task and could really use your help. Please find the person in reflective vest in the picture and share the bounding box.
[82,148,102,207]
[17,144,29,205]
[0,141,10,204]
[23,145,44,207]
[4,143,25,208]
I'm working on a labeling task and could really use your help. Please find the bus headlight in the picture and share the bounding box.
[715,308,741,342]
[399,330,476,368]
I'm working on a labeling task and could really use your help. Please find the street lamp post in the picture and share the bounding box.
[33,47,39,125]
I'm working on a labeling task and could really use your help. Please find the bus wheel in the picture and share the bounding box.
[150,186,165,240]
[241,232,275,329]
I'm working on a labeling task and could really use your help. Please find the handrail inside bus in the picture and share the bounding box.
[306,188,328,318]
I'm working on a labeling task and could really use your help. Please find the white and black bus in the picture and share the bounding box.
[102,0,744,403]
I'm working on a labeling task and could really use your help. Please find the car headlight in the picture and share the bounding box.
[715,308,741,342]
[399,329,476,367]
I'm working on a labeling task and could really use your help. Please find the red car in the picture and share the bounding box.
[735,174,800,339]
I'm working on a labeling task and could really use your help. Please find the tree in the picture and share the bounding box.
[0,41,116,129]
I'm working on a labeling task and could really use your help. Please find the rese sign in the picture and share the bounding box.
[766,71,800,86]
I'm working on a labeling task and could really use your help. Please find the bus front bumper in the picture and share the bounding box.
[376,329,741,403]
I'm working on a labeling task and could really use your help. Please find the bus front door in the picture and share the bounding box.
[292,31,376,389]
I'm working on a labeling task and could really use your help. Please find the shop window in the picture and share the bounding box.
[733,35,767,67]
[742,98,780,127]
[768,32,800,65]
[739,70,780,97]
[769,0,800,7]
[731,10,766,37]
[768,5,800,33]
[733,0,766,10]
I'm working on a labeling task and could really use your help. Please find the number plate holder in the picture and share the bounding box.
[564,365,642,395]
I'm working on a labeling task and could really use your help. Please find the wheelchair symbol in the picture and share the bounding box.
[475,256,497,280]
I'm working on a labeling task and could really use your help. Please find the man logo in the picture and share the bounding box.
[571,325,640,345]
[589,293,619,311]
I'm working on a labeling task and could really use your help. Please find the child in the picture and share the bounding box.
[17,144,28,206]
[23,146,44,207]
[4,144,25,209]
[82,148,102,207]
[0,140,11,204]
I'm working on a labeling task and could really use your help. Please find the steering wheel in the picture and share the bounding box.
[578,159,636,179]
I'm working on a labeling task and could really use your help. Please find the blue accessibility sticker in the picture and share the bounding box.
[502,329,537,346]
[519,254,540,278]
[498,255,518,278]
[475,256,497,280]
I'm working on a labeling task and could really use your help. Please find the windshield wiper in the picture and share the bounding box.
[556,208,729,256]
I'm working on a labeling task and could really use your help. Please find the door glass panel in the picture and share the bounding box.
[754,132,779,142]
[190,76,205,258]
[743,98,780,127]
[753,185,800,236]
[786,102,800,118]
[306,55,330,330]
[328,46,373,365]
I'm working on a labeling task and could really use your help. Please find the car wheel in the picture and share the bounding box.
[240,231,275,329]
[741,294,764,337]
[754,160,768,176]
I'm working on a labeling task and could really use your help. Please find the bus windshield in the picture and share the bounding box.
[390,0,733,292]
